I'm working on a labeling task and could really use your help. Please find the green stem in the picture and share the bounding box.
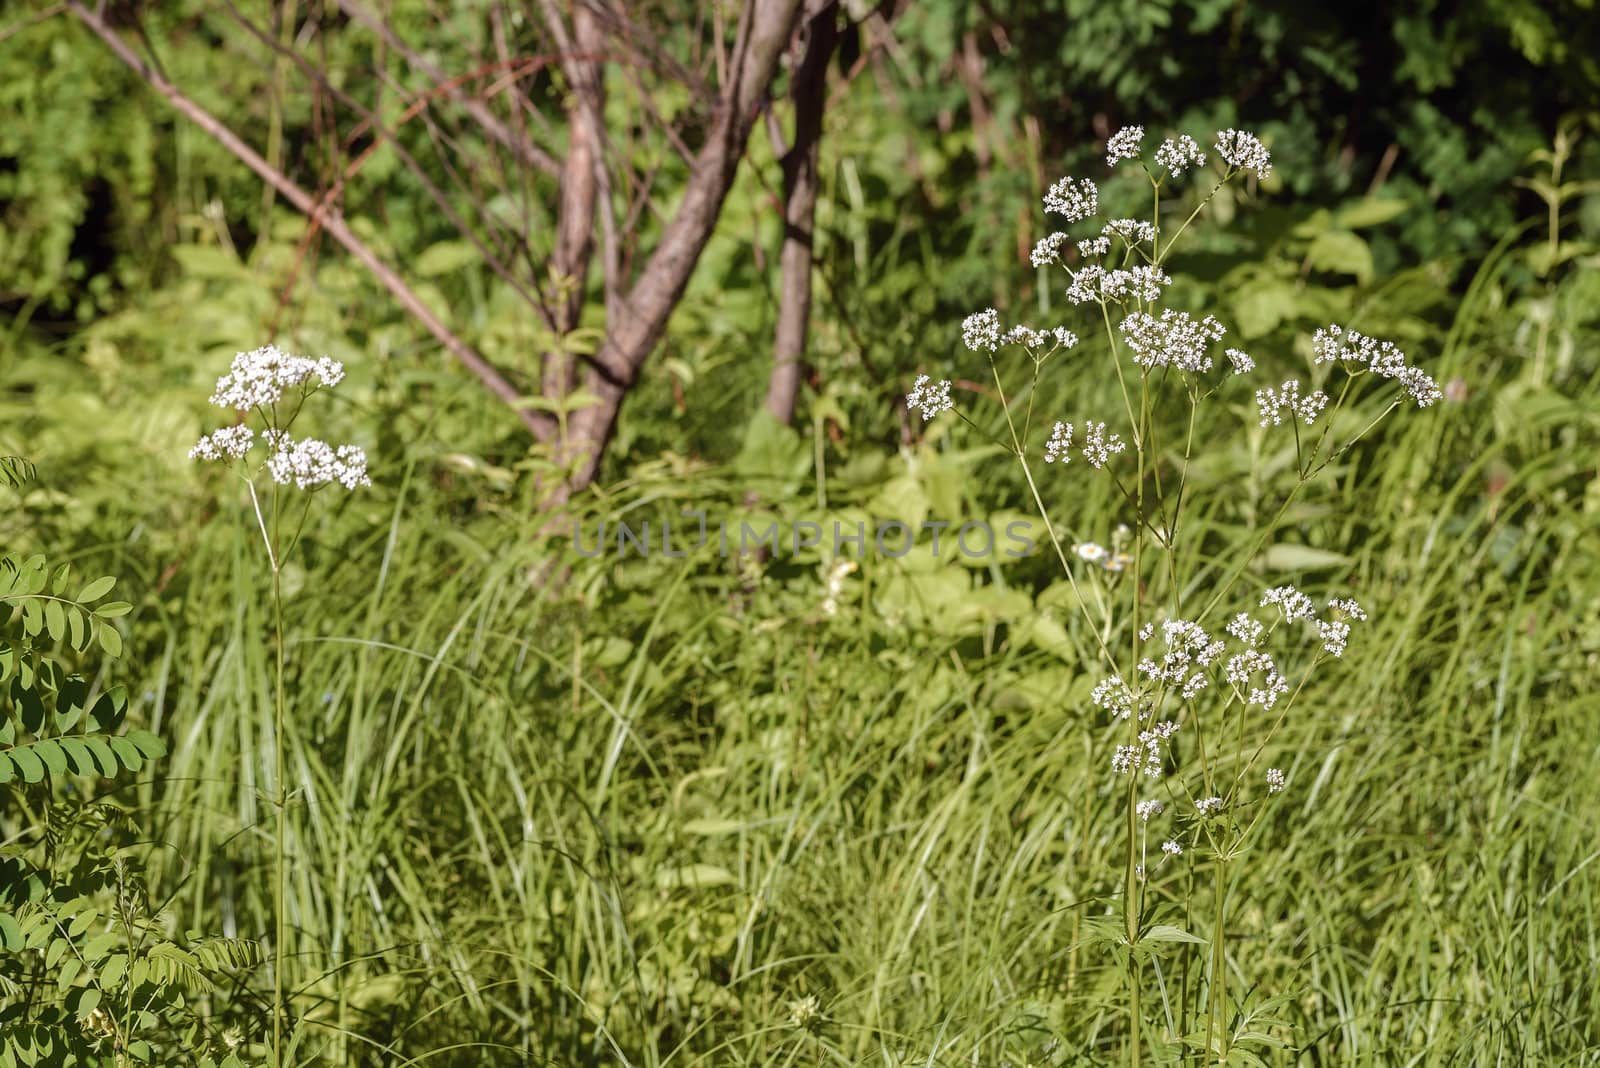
[1208,858,1228,1065]
[271,508,288,1068]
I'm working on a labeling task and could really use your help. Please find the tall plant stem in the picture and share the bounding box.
[1125,778,1142,1068]
[1207,857,1229,1065]
[272,551,287,1066]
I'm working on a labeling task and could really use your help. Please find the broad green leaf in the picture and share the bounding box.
[97,623,123,657]
[1143,924,1207,944]
[32,739,66,777]
[0,753,13,785]
[1304,229,1374,284]
[43,599,65,641]
[412,239,480,277]
[84,737,120,778]
[0,914,21,951]
[74,986,101,1021]
[9,746,44,784]
[93,601,132,619]
[77,576,116,602]
[98,953,127,989]
[1336,197,1410,228]
[1258,544,1352,571]
[108,736,143,772]
[60,738,99,777]
[82,931,120,962]
[125,730,167,759]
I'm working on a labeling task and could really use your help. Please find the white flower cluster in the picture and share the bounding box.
[1266,768,1286,794]
[1106,125,1145,167]
[1136,799,1164,821]
[1077,236,1111,258]
[961,308,1002,352]
[1044,422,1073,463]
[1091,674,1139,720]
[1100,265,1172,303]
[1225,347,1255,374]
[1161,840,1183,856]
[189,424,255,461]
[1311,324,1442,406]
[1195,796,1225,816]
[1003,324,1078,349]
[1255,379,1329,426]
[1224,648,1289,709]
[262,431,372,490]
[207,345,344,411]
[906,375,954,420]
[1225,612,1264,647]
[1113,717,1177,777]
[1260,585,1368,657]
[1081,421,1125,468]
[1154,135,1206,177]
[1103,218,1157,245]
[1043,176,1098,222]
[1138,618,1225,700]
[1214,129,1272,180]
[1120,309,1226,373]
[1030,231,1071,267]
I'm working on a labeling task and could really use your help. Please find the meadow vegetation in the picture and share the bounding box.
[3,2,1600,1064]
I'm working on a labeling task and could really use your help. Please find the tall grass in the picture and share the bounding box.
[107,265,1600,1065]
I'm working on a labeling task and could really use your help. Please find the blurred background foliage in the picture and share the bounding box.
[2,0,1600,1063]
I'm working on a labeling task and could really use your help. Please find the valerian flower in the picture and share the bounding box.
[1311,324,1442,405]
[1255,380,1329,426]
[1106,125,1145,167]
[262,432,371,490]
[1081,421,1125,468]
[1214,129,1272,180]
[1044,422,1074,463]
[1120,309,1226,373]
[1043,176,1098,222]
[189,424,255,461]
[906,375,954,420]
[1154,135,1206,177]
[208,345,344,410]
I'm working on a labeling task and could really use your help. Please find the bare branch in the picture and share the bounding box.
[65,0,556,444]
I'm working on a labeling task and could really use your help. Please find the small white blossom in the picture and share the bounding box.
[1044,422,1074,464]
[1225,348,1255,374]
[1106,125,1145,167]
[787,994,822,1031]
[1317,619,1351,657]
[1138,622,1155,641]
[1225,612,1264,647]
[907,375,954,420]
[1031,231,1071,267]
[1077,542,1109,565]
[1214,129,1272,180]
[1225,648,1289,709]
[1043,176,1098,222]
[1195,796,1225,816]
[1327,597,1367,621]
[1100,265,1172,303]
[1310,325,1442,406]
[1261,585,1318,623]
[1161,840,1183,856]
[1091,674,1138,720]
[1065,265,1106,305]
[1266,768,1286,794]
[1103,218,1157,245]
[1077,236,1112,258]
[189,424,255,461]
[1081,421,1125,469]
[1003,324,1078,349]
[207,345,345,410]
[1120,309,1226,373]
[1137,799,1164,821]
[1154,135,1206,177]
[264,434,371,490]
[961,309,1002,352]
[1255,380,1329,426]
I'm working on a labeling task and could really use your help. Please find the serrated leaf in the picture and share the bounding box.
[77,576,116,603]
